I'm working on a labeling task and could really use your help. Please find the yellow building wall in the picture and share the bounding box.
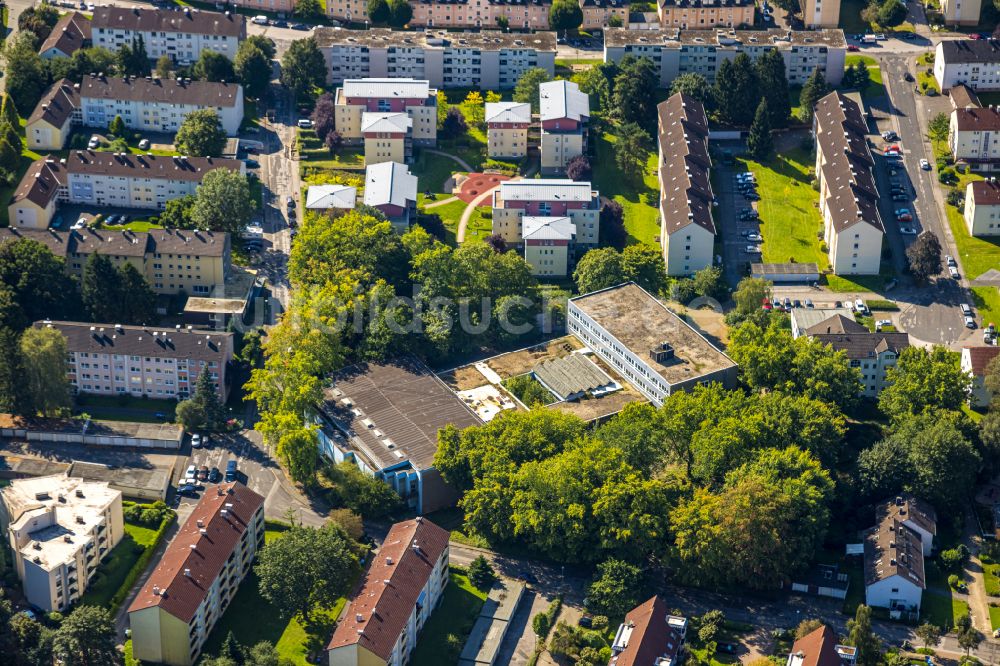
[26,119,70,151]
[130,606,195,666]
[9,199,56,229]
[328,643,388,666]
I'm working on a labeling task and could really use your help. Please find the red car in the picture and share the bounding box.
[883,145,900,153]
[847,45,860,52]
[762,298,772,311]
[896,213,913,222]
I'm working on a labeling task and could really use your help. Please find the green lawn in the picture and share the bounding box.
[76,394,176,422]
[984,561,1000,596]
[410,571,488,666]
[413,149,466,194]
[740,149,828,269]
[991,606,1000,630]
[845,55,886,100]
[922,562,969,630]
[942,172,1000,325]
[592,130,660,246]
[79,522,159,608]
[298,129,364,171]
[201,527,345,665]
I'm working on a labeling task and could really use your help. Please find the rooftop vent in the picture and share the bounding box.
[649,342,675,363]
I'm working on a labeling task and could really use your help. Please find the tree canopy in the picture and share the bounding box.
[175,108,227,157]
[281,38,326,101]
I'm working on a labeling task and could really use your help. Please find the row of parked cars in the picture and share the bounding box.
[180,460,239,494]
[735,172,764,255]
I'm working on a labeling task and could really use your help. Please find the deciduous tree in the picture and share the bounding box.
[548,0,583,34]
[1,32,48,112]
[586,559,643,619]
[20,327,72,417]
[846,605,882,666]
[878,345,971,420]
[669,73,713,108]
[566,154,591,181]
[573,247,625,293]
[193,51,236,83]
[366,0,390,22]
[311,92,336,140]
[513,67,552,113]
[52,606,119,666]
[294,0,325,20]
[280,37,326,101]
[190,168,254,234]
[387,0,413,27]
[906,230,942,282]
[175,108,227,157]
[277,427,320,485]
[235,42,272,99]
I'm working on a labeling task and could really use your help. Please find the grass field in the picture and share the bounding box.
[79,522,159,608]
[845,55,886,100]
[991,606,1000,630]
[410,572,488,666]
[942,172,1000,325]
[297,129,364,171]
[592,130,661,247]
[916,53,941,95]
[414,149,466,194]
[922,562,969,630]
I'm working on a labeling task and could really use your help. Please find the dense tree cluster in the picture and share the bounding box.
[175,109,227,157]
[81,254,155,325]
[715,50,790,130]
[573,245,667,295]
[281,38,326,101]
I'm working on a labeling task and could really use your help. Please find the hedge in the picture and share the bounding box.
[106,512,177,613]
[865,299,900,311]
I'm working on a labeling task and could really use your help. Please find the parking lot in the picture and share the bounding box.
[713,149,762,288]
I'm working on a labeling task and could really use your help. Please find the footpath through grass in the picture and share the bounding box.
[410,571,488,665]
[592,130,660,246]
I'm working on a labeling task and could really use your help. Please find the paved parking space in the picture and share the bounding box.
[713,151,763,288]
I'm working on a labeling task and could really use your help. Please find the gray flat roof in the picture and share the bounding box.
[751,262,820,275]
[315,26,556,51]
[69,461,171,496]
[458,581,526,666]
[532,353,613,400]
[604,26,846,48]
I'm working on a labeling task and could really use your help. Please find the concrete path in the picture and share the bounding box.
[424,148,474,172]
[456,184,504,243]
[424,195,460,209]
[963,510,993,633]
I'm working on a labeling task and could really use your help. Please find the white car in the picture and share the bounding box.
[71,217,87,230]
[186,464,197,478]
[88,135,100,149]
[138,139,150,150]
[746,232,763,242]
[855,298,866,313]
[966,316,977,329]
[191,433,202,448]
[919,158,930,170]
[252,14,269,24]
[875,319,892,330]
[949,266,960,279]
[899,226,917,235]
[745,245,761,254]
[297,119,313,129]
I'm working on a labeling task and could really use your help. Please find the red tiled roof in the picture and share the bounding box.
[965,345,1000,376]
[327,518,449,660]
[127,483,263,622]
[610,596,683,666]
[790,626,844,666]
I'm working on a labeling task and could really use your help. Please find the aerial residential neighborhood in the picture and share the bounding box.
[3,0,1000,665]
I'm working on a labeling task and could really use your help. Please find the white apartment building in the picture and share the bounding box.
[129,484,265,666]
[949,106,1000,172]
[804,314,908,397]
[935,40,1000,92]
[91,6,245,63]
[314,28,556,89]
[485,102,532,159]
[8,152,245,229]
[0,476,123,612]
[80,75,244,136]
[327,518,450,666]
[657,92,715,276]
[603,28,846,88]
[539,80,590,175]
[964,179,1000,235]
[940,0,982,26]
[334,79,437,162]
[814,92,884,275]
[37,320,234,400]
[863,496,931,618]
[492,180,600,250]
[567,282,738,407]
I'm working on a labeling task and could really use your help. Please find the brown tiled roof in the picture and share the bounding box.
[950,84,981,110]
[814,92,883,235]
[657,93,714,236]
[810,330,910,361]
[611,596,684,666]
[28,79,80,130]
[36,320,233,364]
[64,150,243,182]
[965,345,1000,375]
[127,483,263,622]
[327,518,449,660]
[81,75,241,108]
[804,313,868,336]
[0,227,229,259]
[0,228,73,258]
[10,159,67,209]
[954,107,1000,132]
[863,518,925,588]
[790,626,844,666]
[39,12,90,56]
[969,180,1000,206]
[92,6,246,38]
[877,494,937,539]
[149,228,230,257]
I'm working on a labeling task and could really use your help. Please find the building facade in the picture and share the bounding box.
[935,40,1000,92]
[603,28,846,88]
[0,476,123,612]
[129,483,265,666]
[327,518,449,666]
[964,179,1000,235]
[814,92,884,275]
[485,102,532,159]
[38,320,234,400]
[91,6,245,63]
[962,346,1000,407]
[408,0,550,30]
[39,12,91,59]
[492,179,600,250]
[582,0,629,30]
[799,0,841,28]
[522,216,575,277]
[940,0,982,25]
[26,79,81,151]
[539,80,590,175]
[863,496,932,618]
[8,153,245,229]
[567,282,738,406]
[363,161,418,231]
[657,92,715,276]
[949,106,1000,172]
[315,28,556,90]
[335,79,437,161]
[805,314,908,397]
[656,0,755,28]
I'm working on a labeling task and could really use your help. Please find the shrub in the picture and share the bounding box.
[109,511,176,612]
[533,612,551,637]
[865,299,899,311]
[949,574,961,589]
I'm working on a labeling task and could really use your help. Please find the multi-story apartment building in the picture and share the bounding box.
[603,28,846,88]
[657,0,755,29]
[965,178,1000,235]
[26,79,81,151]
[38,320,234,399]
[949,106,1000,172]
[80,75,244,136]
[492,180,599,253]
[8,152,244,229]
[335,79,436,163]
[409,0,551,30]
[0,227,231,297]
[935,40,1000,92]
[129,483,265,666]
[0,475,123,612]
[314,28,556,89]
[582,0,629,30]
[91,6,245,63]
[521,216,576,277]
[485,102,532,159]
[226,0,294,13]
[657,92,715,276]
[863,495,932,618]
[813,91,884,275]
[539,80,589,175]
[39,12,91,59]
[803,314,908,397]
[940,0,981,26]
[363,161,418,231]
[567,282,737,406]
[324,0,366,22]
[327,518,449,666]
[799,0,840,28]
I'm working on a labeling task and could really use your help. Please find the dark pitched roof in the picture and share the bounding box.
[611,596,685,666]
[0,227,230,259]
[81,75,241,108]
[863,518,925,588]
[953,107,1000,132]
[970,180,1000,205]
[92,6,246,38]
[327,518,450,660]
[35,321,233,363]
[10,159,67,209]
[940,39,1000,65]
[950,84,981,109]
[789,626,844,666]
[148,228,229,257]
[28,79,80,130]
[804,313,868,336]
[657,93,714,236]
[127,483,263,622]
[964,345,1000,375]
[63,151,243,182]
[877,494,937,538]
[39,12,90,56]
[810,330,910,361]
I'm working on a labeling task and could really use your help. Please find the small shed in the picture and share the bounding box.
[751,262,820,283]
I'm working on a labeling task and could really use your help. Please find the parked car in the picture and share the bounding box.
[946,255,957,267]
[966,316,977,329]
[579,616,593,629]
[291,22,309,30]
[745,245,761,253]
[88,135,101,149]
[209,467,221,483]
[186,464,197,478]
[252,15,269,24]
[106,214,119,224]
[855,298,867,313]
[805,299,814,308]
[297,118,313,129]
[875,319,892,331]
[904,72,914,82]
[919,158,930,170]
[244,159,260,169]
[949,266,960,279]
[961,303,973,316]
[847,45,860,52]
[746,232,762,242]
[900,226,917,235]
[225,459,238,482]
[892,193,909,201]
[71,217,87,230]
[178,484,197,496]
[191,433,202,448]
[198,466,209,482]
[792,299,802,308]
[138,138,150,150]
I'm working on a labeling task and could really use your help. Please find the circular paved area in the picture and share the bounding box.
[457,173,511,203]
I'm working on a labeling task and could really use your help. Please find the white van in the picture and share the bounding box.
[961,303,973,317]
[252,15,268,24]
